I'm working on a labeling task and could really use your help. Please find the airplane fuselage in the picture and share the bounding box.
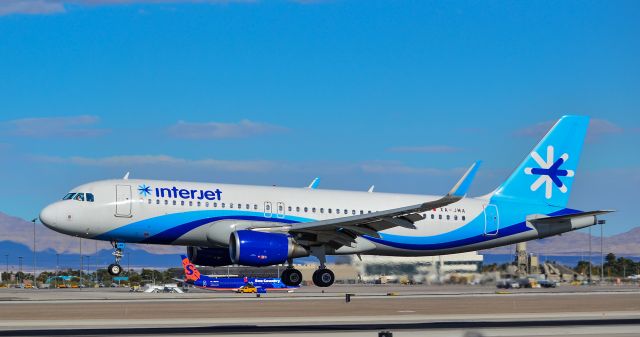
[39,178,587,257]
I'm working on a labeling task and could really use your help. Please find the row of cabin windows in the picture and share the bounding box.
[145,198,466,221]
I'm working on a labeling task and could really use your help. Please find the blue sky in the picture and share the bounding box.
[0,0,638,235]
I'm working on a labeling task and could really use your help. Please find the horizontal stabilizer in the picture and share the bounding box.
[528,210,614,224]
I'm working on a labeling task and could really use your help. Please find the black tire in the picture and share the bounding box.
[312,268,335,287]
[108,263,122,276]
[281,268,303,287]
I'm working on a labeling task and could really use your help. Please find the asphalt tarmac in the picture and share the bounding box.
[1,285,639,336]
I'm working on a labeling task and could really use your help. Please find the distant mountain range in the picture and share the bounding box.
[1,211,638,270]
[482,226,640,255]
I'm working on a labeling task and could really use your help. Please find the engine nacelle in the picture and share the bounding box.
[229,230,309,267]
[186,246,233,267]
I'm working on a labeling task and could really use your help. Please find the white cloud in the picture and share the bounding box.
[5,115,109,138]
[387,145,462,154]
[29,154,461,177]
[31,154,279,172]
[513,118,623,142]
[0,0,65,16]
[0,0,324,16]
[359,161,460,175]
[168,119,288,139]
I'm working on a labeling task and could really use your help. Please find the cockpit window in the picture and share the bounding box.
[74,193,85,201]
[63,193,75,200]
[86,193,95,202]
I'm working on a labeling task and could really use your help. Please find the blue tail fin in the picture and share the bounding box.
[492,115,589,208]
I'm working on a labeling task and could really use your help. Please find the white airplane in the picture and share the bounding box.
[39,116,611,287]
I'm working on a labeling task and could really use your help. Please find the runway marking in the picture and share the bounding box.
[2,290,638,305]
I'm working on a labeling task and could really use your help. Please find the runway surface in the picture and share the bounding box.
[1,285,639,336]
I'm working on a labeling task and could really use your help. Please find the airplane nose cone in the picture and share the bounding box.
[39,204,59,230]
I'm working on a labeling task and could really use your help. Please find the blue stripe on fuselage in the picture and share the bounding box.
[94,208,581,251]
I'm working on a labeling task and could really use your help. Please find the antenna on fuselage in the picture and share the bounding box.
[368,185,375,193]
[123,172,130,180]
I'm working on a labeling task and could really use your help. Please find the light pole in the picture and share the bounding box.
[56,253,60,287]
[18,256,23,286]
[86,256,90,284]
[4,254,8,283]
[600,220,604,281]
[79,237,82,288]
[589,226,591,285]
[32,218,37,285]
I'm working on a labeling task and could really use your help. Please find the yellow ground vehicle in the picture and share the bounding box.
[236,284,257,293]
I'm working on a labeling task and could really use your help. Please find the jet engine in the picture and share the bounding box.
[229,230,309,267]
[186,246,233,267]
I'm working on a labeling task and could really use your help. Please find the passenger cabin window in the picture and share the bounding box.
[246,204,250,210]
[173,200,177,206]
[462,216,466,221]
[156,199,160,205]
[431,214,435,219]
[165,200,169,205]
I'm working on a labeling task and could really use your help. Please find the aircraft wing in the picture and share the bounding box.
[287,161,481,247]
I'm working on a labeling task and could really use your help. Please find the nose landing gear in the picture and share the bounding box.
[107,241,125,276]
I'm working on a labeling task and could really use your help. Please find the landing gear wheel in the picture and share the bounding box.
[312,268,335,287]
[108,263,122,276]
[281,268,303,287]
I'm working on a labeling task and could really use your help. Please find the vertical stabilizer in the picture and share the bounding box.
[181,255,201,282]
[492,115,589,208]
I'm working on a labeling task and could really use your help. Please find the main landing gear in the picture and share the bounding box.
[280,266,303,287]
[311,246,335,288]
[107,241,125,276]
[279,247,336,288]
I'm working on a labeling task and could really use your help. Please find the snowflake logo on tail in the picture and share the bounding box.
[524,145,574,199]
[138,184,152,197]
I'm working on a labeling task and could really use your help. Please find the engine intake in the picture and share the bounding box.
[229,230,309,267]
[186,246,233,267]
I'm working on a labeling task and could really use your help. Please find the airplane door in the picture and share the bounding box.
[115,185,132,217]
[276,202,285,219]
[483,204,499,235]
[263,201,272,218]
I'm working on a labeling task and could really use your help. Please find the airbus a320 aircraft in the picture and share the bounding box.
[39,116,610,287]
